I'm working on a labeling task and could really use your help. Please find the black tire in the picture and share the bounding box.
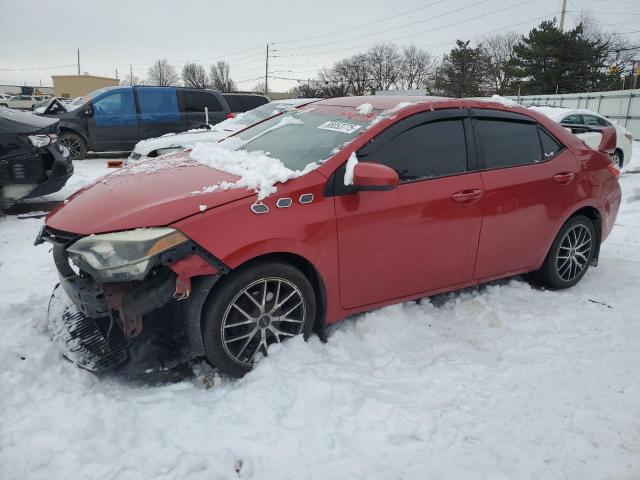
[0,103,7,108]
[531,215,596,290]
[59,132,87,160]
[202,260,316,378]
[610,149,623,169]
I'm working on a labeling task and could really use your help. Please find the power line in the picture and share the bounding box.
[272,0,449,45]
[273,0,490,52]
[272,0,536,58]
[0,63,77,72]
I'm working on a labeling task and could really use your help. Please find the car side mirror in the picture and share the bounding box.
[83,104,93,117]
[352,162,399,191]
[598,126,616,154]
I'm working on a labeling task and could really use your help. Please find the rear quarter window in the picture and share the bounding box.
[178,90,224,113]
[241,95,269,111]
[222,94,243,113]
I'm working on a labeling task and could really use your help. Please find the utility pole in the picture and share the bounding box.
[265,43,269,96]
[77,49,80,75]
[115,68,118,79]
[559,0,567,32]
[130,64,133,85]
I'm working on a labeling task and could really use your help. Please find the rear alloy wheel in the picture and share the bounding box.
[610,149,623,169]
[59,132,87,160]
[202,261,315,378]
[531,215,596,289]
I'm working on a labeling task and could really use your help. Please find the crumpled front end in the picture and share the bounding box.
[38,226,225,374]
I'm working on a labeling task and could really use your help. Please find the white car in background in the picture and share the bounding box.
[530,106,633,168]
[1,94,38,110]
[127,98,319,163]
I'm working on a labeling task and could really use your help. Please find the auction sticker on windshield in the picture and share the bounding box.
[318,121,363,134]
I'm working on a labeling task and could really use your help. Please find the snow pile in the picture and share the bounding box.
[489,94,520,107]
[528,105,568,122]
[343,151,359,185]
[356,103,374,115]
[1,147,640,479]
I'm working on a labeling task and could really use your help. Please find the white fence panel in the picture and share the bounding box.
[509,89,640,139]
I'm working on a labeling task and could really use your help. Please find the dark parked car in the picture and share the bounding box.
[38,86,233,160]
[222,93,269,115]
[0,107,73,206]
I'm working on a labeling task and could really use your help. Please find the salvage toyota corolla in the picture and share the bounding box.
[37,96,622,378]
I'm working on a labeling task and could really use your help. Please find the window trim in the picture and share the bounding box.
[325,108,474,197]
[470,110,565,172]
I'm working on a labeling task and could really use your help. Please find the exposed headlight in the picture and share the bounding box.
[66,228,188,282]
[28,134,57,148]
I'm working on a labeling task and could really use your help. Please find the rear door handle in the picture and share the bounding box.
[553,172,575,184]
[451,189,483,203]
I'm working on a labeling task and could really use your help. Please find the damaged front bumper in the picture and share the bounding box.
[41,227,226,374]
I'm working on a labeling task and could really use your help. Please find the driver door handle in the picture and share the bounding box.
[451,189,483,203]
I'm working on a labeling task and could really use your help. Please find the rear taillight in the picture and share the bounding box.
[226,113,235,119]
[27,133,57,148]
[625,132,633,142]
[607,163,620,179]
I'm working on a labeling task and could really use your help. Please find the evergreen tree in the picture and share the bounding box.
[438,40,489,97]
[507,20,610,94]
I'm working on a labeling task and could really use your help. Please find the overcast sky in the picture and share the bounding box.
[1,0,638,92]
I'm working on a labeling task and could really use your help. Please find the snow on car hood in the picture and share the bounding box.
[46,130,319,234]
[45,154,253,235]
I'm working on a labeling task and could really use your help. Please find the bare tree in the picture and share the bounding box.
[398,45,433,90]
[482,32,519,94]
[147,59,179,86]
[120,72,141,86]
[182,63,208,88]
[334,54,370,95]
[210,60,236,92]
[252,81,265,94]
[367,43,402,92]
[318,67,350,97]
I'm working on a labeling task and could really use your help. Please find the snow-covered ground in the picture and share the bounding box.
[1,148,640,479]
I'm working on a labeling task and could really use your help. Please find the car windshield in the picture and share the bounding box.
[231,104,373,170]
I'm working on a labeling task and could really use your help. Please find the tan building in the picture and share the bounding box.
[52,75,119,98]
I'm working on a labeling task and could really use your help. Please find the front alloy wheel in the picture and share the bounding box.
[202,261,316,377]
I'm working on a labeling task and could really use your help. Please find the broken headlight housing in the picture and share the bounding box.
[66,228,188,282]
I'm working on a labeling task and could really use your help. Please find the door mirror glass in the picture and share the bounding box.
[352,162,399,191]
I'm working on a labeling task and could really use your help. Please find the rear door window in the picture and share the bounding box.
[137,87,179,123]
[476,119,542,168]
[561,114,581,125]
[93,89,137,126]
[360,119,468,182]
[178,90,224,113]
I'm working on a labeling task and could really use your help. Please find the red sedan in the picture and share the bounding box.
[39,96,621,377]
